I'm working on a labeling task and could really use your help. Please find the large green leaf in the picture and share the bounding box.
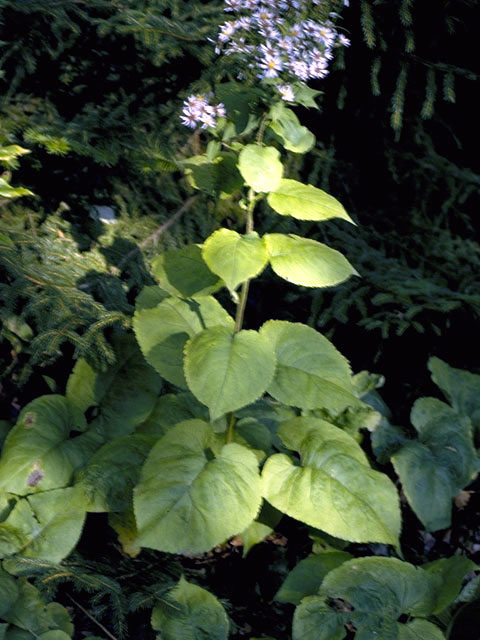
[0,568,19,616]
[262,417,401,545]
[1,580,72,637]
[392,400,477,531]
[293,557,443,640]
[269,106,315,154]
[66,335,162,440]
[260,321,358,412]
[75,435,153,512]
[275,551,352,605]
[238,145,283,193]
[151,244,221,297]
[134,420,262,553]
[184,326,276,421]
[293,599,347,640]
[428,357,480,431]
[151,577,229,640]
[0,488,85,562]
[134,295,234,388]
[267,179,353,223]
[264,234,357,288]
[202,229,268,291]
[0,396,89,495]
[398,620,446,640]
[423,556,478,613]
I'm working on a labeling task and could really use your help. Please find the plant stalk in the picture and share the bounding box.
[234,189,255,332]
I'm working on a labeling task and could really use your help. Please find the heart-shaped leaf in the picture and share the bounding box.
[151,576,229,640]
[262,417,401,546]
[66,335,162,439]
[134,421,262,553]
[202,229,268,291]
[0,396,88,495]
[184,326,276,420]
[134,295,234,388]
[0,488,85,562]
[75,435,154,512]
[293,557,443,640]
[392,400,477,531]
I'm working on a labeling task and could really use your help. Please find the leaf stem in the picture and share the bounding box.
[234,189,255,332]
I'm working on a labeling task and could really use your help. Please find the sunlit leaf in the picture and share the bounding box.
[184,326,276,421]
[202,229,268,291]
[262,417,400,545]
[267,179,353,223]
[260,320,358,412]
[134,295,233,388]
[264,234,357,288]
[134,421,262,553]
[238,145,283,193]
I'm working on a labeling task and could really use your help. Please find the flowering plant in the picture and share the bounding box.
[181,0,350,129]
[0,1,476,638]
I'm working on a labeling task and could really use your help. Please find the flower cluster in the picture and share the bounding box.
[180,93,226,130]
[218,0,350,99]
[180,0,349,127]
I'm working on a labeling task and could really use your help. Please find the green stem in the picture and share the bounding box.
[256,112,270,146]
[234,189,255,332]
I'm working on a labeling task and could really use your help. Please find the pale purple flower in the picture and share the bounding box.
[338,34,351,47]
[277,84,295,102]
[258,54,283,78]
[215,103,227,118]
[180,107,199,129]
